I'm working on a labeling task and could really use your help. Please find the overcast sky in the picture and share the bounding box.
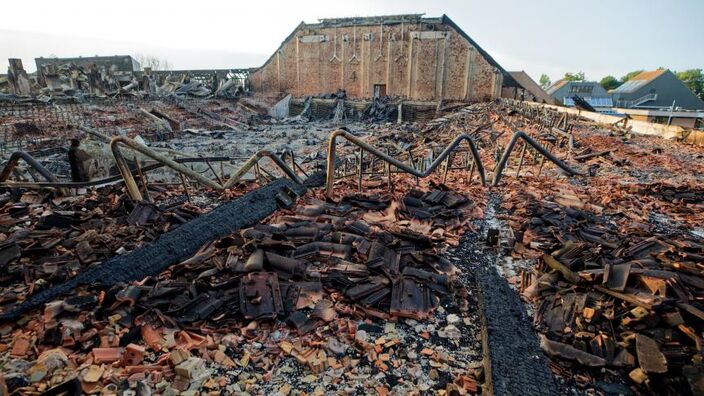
[2,0,702,84]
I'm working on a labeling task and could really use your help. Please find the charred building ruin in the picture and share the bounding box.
[2,9,704,396]
[249,14,510,102]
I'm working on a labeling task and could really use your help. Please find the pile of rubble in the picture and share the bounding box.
[1,96,703,395]
[491,108,704,394]
[157,79,212,98]
[362,97,398,123]
[1,59,245,103]
[0,182,485,394]
[508,187,703,393]
[0,187,205,306]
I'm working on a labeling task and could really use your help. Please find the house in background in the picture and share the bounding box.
[546,80,613,112]
[501,71,555,104]
[611,69,704,110]
[610,70,704,128]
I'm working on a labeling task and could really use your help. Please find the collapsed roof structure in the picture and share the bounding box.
[0,12,703,396]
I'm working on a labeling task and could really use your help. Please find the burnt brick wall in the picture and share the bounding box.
[249,21,502,102]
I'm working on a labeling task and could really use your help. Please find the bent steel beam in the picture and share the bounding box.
[110,136,221,201]
[325,129,486,199]
[492,131,583,186]
[0,151,58,183]
[76,125,112,144]
[0,157,233,190]
[110,136,303,201]
[222,151,302,189]
[0,151,68,195]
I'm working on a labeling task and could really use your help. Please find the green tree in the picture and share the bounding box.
[539,74,551,89]
[619,70,644,83]
[674,69,704,100]
[563,71,586,82]
[599,75,621,91]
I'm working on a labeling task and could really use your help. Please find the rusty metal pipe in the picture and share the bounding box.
[0,151,68,195]
[515,141,527,177]
[111,140,144,201]
[325,129,486,198]
[492,131,583,186]
[469,157,476,181]
[107,135,303,201]
[76,125,111,143]
[357,147,363,191]
[110,136,221,201]
[0,157,231,189]
[0,151,57,183]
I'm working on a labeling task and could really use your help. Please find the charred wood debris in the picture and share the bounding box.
[0,98,702,395]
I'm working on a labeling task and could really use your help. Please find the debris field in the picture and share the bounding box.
[0,96,702,396]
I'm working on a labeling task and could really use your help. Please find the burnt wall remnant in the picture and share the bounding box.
[250,14,507,102]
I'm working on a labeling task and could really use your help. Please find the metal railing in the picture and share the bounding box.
[492,131,583,186]
[325,129,486,199]
[1,124,585,202]
[0,155,231,189]
[618,93,658,108]
[110,136,302,201]
[0,150,60,182]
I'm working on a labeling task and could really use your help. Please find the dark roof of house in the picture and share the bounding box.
[611,69,668,94]
[546,80,605,96]
[563,96,613,108]
[508,71,554,103]
[545,80,568,95]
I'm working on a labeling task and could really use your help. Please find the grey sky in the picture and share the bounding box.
[2,0,702,84]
